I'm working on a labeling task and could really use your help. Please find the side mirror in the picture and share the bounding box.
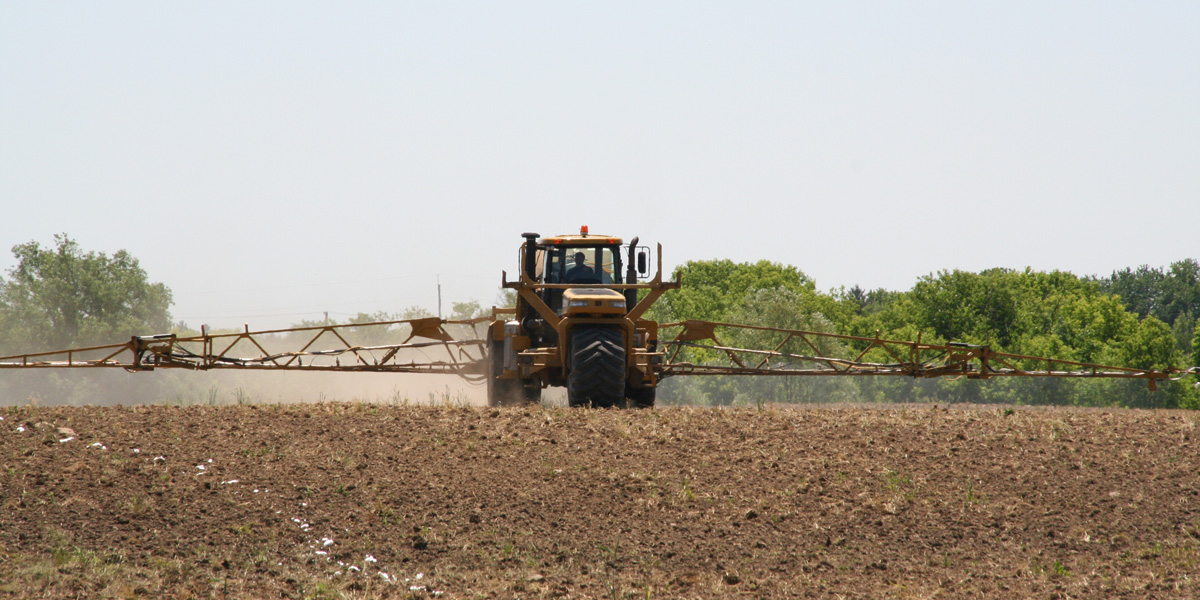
[637,250,648,276]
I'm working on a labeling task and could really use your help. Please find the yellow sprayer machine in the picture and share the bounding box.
[486,228,678,407]
[2,228,1196,407]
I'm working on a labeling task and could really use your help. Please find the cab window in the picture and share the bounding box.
[546,246,621,284]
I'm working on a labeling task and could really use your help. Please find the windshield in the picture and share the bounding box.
[544,245,622,285]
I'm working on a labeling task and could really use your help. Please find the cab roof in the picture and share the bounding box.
[539,233,623,246]
[539,226,622,246]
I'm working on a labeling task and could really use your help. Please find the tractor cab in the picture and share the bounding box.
[512,227,651,351]
[524,227,641,316]
[539,241,622,316]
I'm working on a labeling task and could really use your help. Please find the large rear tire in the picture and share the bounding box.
[567,326,626,408]
[487,340,524,407]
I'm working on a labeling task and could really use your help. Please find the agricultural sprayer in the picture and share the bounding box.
[3,228,1196,407]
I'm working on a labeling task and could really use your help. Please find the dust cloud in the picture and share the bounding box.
[0,369,502,407]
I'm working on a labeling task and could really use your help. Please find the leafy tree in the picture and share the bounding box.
[495,289,517,309]
[908,269,1021,346]
[1193,318,1200,364]
[1170,312,1195,359]
[1101,260,1200,348]
[343,310,402,346]
[817,265,1196,407]
[0,234,172,353]
[0,235,178,405]
[283,307,441,349]
[842,285,869,314]
[726,287,858,404]
[1031,292,1134,365]
[450,300,485,320]
[400,305,434,320]
[1162,260,1200,324]
[652,260,852,405]
[653,259,846,325]
[849,268,1145,362]
[1102,265,1165,319]
[1117,317,1178,371]
[836,285,901,320]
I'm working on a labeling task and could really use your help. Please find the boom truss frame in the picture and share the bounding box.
[2,317,1195,390]
[0,317,490,381]
[659,320,1196,390]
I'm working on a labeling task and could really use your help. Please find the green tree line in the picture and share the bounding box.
[650,259,1200,409]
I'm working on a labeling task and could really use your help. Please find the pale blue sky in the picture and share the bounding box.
[3,2,1197,330]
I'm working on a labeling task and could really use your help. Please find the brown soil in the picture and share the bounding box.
[1,403,1198,599]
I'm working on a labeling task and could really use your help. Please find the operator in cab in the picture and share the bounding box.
[566,252,597,283]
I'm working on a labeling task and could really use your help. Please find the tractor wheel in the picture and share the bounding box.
[567,326,626,408]
[487,340,524,407]
[627,386,656,409]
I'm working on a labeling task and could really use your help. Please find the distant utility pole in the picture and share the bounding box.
[437,275,442,319]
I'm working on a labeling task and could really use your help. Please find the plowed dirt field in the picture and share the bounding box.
[2,403,1198,599]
